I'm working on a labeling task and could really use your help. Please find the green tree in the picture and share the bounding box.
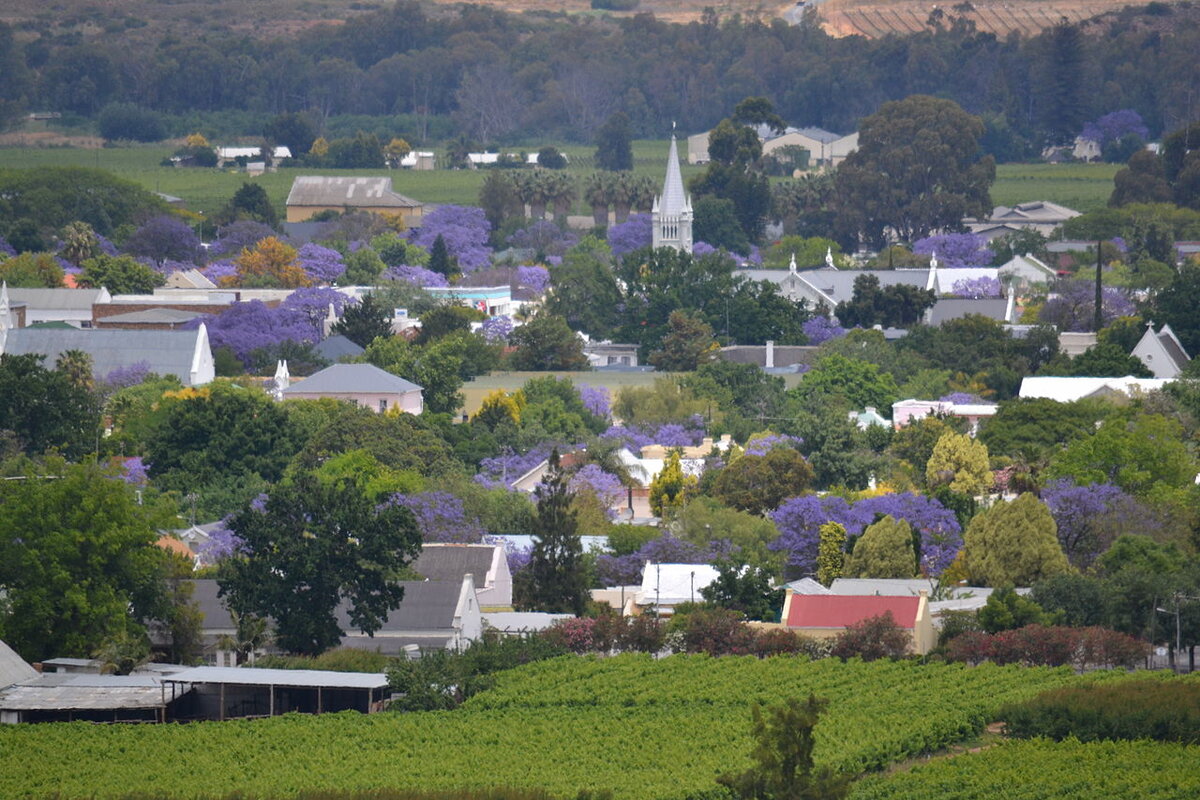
[1066,342,1152,377]
[1152,263,1200,355]
[718,695,849,800]
[0,460,168,662]
[331,293,393,348]
[545,236,622,338]
[834,95,994,247]
[264,111,317,158]
[712,448,814,516]
[834,273,937,328]
[1034,21,1089,146]
[218,475,423,655]
[418,305,477,343]
[926,432,992,496]
[0,353,98,458]
[977,397,1104,465]
[78,254,165,295]
[1110,149,1173,207]
[594,111,633,171]
[524,450,587,615]
[0,166,166,239]
[701,560,782,622]
[817,522,847,587]
[648,310,718,372]
[978,585,1054,633]
[478,171,521,232]
[694,195,752,253]
[649,450,697,517]
[793,354,900,413]
[1044,414,1197,498]
[0,251,65,287]
[844,516,917,579]
[508,314,589,371]
[58,221,102,266]
[963,493,1071,587]
[364,335,466,415]
[216,182,277,227]
[428,233,454,277]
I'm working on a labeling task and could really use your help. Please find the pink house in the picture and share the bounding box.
[282,363,423,414]
[891,399,997,435]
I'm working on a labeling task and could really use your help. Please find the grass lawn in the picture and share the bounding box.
[0,144,1117,219]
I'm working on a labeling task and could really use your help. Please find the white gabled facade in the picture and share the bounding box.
[652,134,693,254]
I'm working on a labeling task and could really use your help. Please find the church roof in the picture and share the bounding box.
[657,135,691,217]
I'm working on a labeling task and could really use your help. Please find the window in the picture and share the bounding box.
[379,399,388,412]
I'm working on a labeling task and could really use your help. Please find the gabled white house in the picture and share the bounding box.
[1131,322,1191,379]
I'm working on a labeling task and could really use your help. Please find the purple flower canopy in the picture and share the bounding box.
[950,276,1002,299]
[770,491,962,576]
[607,214,652,256]
[0,236,16,257]
[569,464,624,519]
[297,243,346,285]
[118,457,148,485]
[1081,110,1149,146]
[408,205,493,272]
[595,533,733,587]
[939,392,984,404]
[187,288,354,364]
[208,221,278,258]
[1041,479,1147,567]
[481,315,514,344]
[578,384,611,419]
[1038,280,1136,332]
[103,360,152,389]
[506,221,579,257]
[388,491,485,543]
[601,416,708,452]
[196,524,247,565]
[743,433,804,457]
[516,265,550,294]
[383,264,450,288]
[913,233,994,269]
[475,445,558,490]
[803,316,846,345]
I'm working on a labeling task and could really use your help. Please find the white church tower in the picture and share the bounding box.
[652,131,693,254]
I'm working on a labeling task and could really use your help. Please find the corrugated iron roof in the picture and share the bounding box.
[163,666,387,689]
[0,684,168,711]
[0,640,37,689]
[786,594,920,629]
[2,328,203,384]
[282,363,421,396]
[285,176,421,209]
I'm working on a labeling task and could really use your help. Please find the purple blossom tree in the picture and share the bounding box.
[1039,280,1136,332]
[119,457,148,485]
[803,316,846,345]
[595,533,727,587]
[296,243,346,285]
[854,492,963,576]
[0,236,16,257]
[506,221,579,257]
[770,495,859,574]
[516,265,551,294]
[475,445,556,490]
[103,361,152,390]
[569,464,624,519]
[187,300,316,365]
[939,392,984,404]
[577,385,611,419]
[209,221,277,258]
[743,433,804,457]
[1081,110,1149,146]
[600,425,654,453]
[408,205,492,273]
[607,214,652,256]
[912,233,994,268]
[383,264,450,288]
[481,315,514,344]
[201,260,238,284]
[196,524,247,565]
[950,276,1002,298]
[1041,479,1145,568]
[388,491,485,543]
[123,215,202,266]
[280,286,355,340]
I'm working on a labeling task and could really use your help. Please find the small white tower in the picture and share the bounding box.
[272,360,291,401]
[652,130,693,254]
[0,281,11,354]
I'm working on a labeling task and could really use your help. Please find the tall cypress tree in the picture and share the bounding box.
[526,449,586,614]
[428,233,453,277]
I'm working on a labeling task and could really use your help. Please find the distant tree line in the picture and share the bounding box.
[2,4,1200,153]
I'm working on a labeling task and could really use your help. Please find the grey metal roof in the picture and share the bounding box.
[658,136,689,217]
[164,666,387,689]
[313,334,365,361]
[799,269,931,306]
[98,308,206,325]
[0,677,170,711]
[412,544,496,584]
[6,288,106,311]
[286,176,422,209]
[0,640,37,689]
[927,298,1011,326]
[787,127,842,144]
[2,328,201,382]
[282,363,421,396]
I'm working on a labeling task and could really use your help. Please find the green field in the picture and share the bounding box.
[0,143,1116,219]
[0,655,1137,800]
[848,738,1200,800]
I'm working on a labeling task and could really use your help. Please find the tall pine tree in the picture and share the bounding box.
[428,233,454,277]
[525,449,587,614]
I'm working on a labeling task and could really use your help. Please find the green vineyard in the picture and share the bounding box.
[848,738,1200,800]
[0,656,1135,799]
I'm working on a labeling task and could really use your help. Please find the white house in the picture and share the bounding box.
[4,287,110,326]
[637,562,722,615]
[891,398,998,435]
[1130,323,1191,378]
[281,363,423,414]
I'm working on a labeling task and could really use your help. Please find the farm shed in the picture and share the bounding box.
[163,666,389,720]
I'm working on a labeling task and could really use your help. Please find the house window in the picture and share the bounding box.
[379,399,388,412]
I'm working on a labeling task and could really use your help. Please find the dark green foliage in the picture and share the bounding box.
[264,111,318,157]
[718,695,849,800]
[97,102,166,142]
[690,162,771,245]
[978,586,1055,633]
[387,633,567,711]
[218,475,423,655]
[712,449,814,516]
[326,131,384,168]
[999,681,1200,744]
[524,450,587,615]
[536,146,567,169]
[834,273,936,328]
[331,294,392,348]
[595,112,633,171]
[508,314,590,371]
[694,196,751,254]
[1034,22,1089,146]
[1066,342,1152,377]
[0,353,99,459]
[255,648,398,674]
[428,234,454,277]
[218,182,278,227]
[977,397,1104,464]
[701,560,783,622]
[0,167,166,239]
[418,305,478,343]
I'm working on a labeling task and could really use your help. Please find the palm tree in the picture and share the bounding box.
[630,173,657,214]
[611,171,636,223]
[55,349,94,390]
[545,171,578,223]
[216,611,273,666]
[583,172,614,227]
[59,221,101,266]
[515,170,553,220]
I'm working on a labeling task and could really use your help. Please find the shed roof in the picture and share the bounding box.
[2,327,206,384]
[639,563,722,605]
[99,308,207,325]
[785,594,920,629]
[412,544,498,585]
[313,334,365,361]
[286,176,421,209]
[164,666,387,689]
[0,685,169,711]
[5,287,107,311]
[282,363,421,396]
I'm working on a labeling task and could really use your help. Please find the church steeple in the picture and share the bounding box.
[652,131,693,254]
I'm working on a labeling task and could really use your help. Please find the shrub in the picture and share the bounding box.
[999,680,1200,743]
[97,102,166,142]
[830,612,911,661]
[944,624,1147,668]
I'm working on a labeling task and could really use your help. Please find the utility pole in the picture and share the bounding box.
[1094,239,1103,332]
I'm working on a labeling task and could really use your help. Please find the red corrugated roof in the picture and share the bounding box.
[785,594,920,629]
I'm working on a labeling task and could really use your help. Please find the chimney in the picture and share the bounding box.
[765,340,775,369]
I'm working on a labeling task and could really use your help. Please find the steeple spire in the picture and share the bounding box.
[652,132,693,253]
[0,281,10,354]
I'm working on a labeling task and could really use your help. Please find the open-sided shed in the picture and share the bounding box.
[162,667,389,720]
